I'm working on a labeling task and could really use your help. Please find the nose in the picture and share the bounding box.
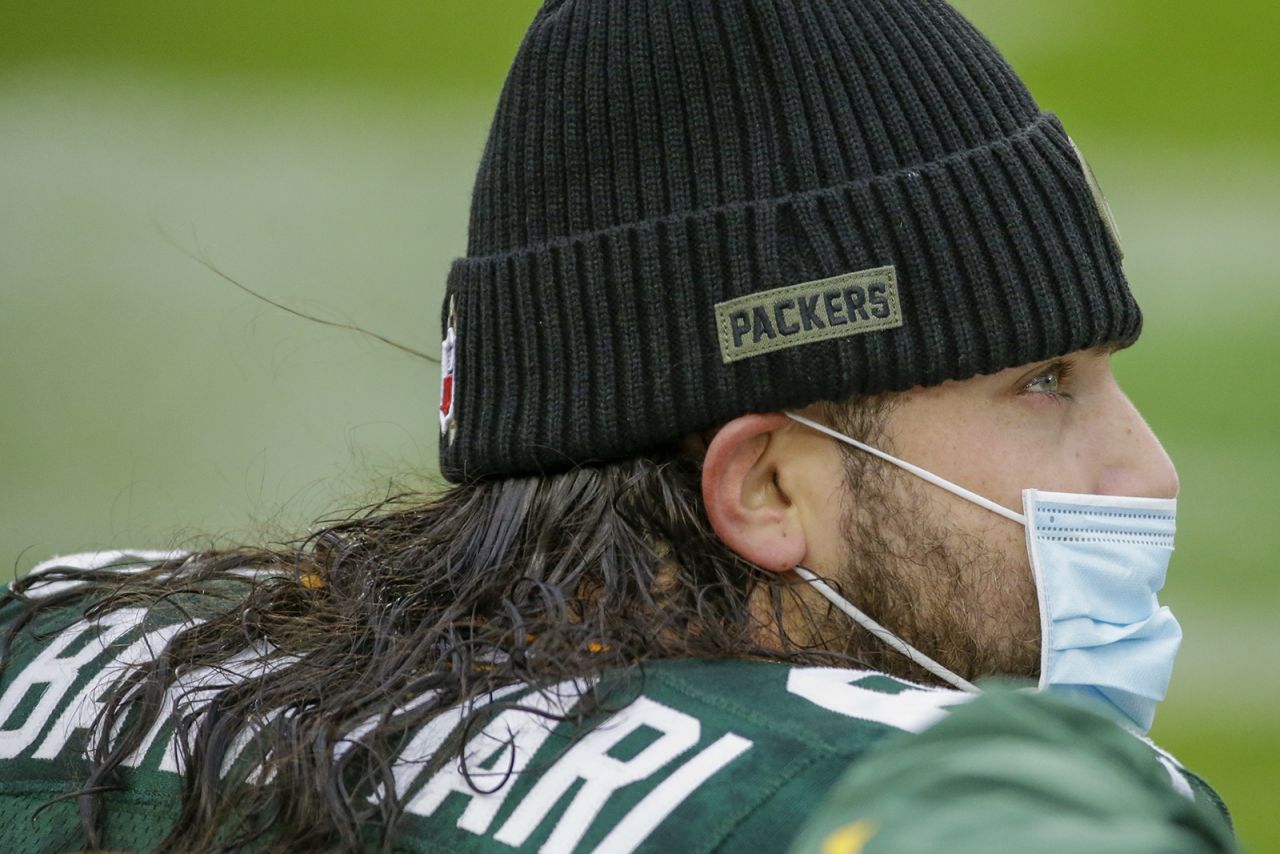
[1093,386,1180,500]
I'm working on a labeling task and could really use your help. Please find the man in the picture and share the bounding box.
[0,1,1238,851]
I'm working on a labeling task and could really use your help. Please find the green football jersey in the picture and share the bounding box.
[0,551,1236,853]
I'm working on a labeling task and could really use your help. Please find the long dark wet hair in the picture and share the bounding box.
[0,399,884,852]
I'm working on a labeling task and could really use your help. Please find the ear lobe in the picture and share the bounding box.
[702,413,808,573]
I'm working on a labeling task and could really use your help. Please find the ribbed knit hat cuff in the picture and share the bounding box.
[440,111,1137,481]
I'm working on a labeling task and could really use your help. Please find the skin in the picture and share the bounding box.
[701,344,1179,683]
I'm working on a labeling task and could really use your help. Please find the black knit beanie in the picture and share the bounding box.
[437,0,1134,482]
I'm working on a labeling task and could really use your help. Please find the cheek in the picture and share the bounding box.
[883,461,1032,582]
[889,387,1106,508]
[886,398,1034,510]
[911,423,1089,510]
[936,489,1042,654]
[939,488,1031,575]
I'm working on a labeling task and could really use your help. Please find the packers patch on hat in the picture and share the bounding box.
[714,266,902,364]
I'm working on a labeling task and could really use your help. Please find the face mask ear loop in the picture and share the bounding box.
[784,412,1026,526]
[1021,489,1054,692]
[793,565,980,693]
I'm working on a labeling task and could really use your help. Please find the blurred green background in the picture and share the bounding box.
[2,1,1276,848]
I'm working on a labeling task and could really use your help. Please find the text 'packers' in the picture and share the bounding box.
[714,265,903,363]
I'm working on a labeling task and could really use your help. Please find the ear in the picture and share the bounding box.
[702,413,808,573]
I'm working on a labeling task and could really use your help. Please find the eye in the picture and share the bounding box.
[1021,361,1073,400]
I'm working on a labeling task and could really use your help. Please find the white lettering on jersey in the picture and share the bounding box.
[0,607,146,759]
[1158,755,1195,800]
[229,683,535,796]
[590,731,752,854]
[334,689,443,764]
[31,620,192,759]
[391,683,524,800]
[493,696,701,853]
[405,679,588,832]
[160,649,300,775]
[1129,730,1195,801]
[117,643,297,773]
[786,667,972,733]
[218,706,287,780]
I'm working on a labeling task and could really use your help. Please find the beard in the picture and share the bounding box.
[821,451,1042,686]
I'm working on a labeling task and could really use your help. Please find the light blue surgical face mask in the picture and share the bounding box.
[784,411,1181,734]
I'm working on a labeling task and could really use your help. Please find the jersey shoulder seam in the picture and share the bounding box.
[26,549,190,576]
